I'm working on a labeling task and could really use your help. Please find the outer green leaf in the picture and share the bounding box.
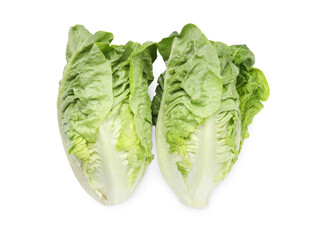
[151,72,165,125]
[230,45,270,149]
[208,41,241,182]
[129,42,157,163]
[58,29,114,161]
[66,25,92,62]
[156,24,223,176]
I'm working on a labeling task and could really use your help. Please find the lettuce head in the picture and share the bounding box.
[57,25,156,205]
[152,24,269,207]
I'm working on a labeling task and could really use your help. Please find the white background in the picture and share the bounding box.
[1,0,311,239]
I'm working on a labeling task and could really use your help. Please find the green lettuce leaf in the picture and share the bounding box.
[230,45,270,150]
[156,24,223,176]
[65,25,92,62]
[58,25,156,205]
[151,72,165,125]
[129,42,157,163]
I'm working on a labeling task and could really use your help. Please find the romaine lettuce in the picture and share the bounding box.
[152,24,269,207]
[58,25,156,205]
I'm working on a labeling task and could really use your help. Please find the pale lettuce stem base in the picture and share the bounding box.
[184,116,220,207]
[156,111,221,208]
[67,154,109,205]
[93,118,146,204]
[60,117,146,205]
